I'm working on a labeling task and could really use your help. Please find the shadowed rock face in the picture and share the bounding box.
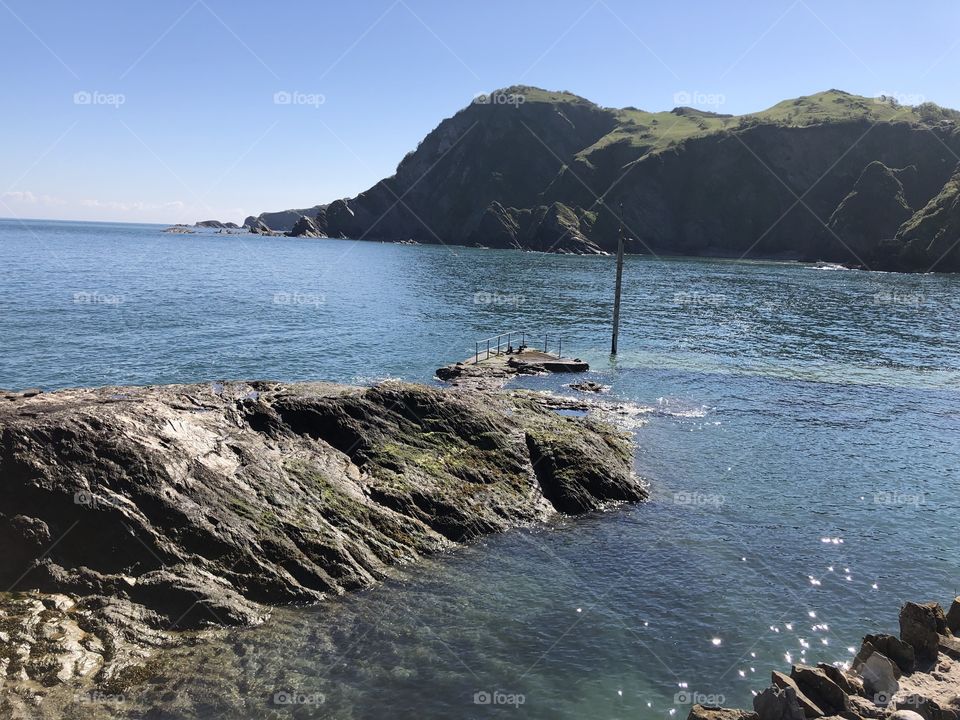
[895,167,960,271]
[286,214,325,238]
[825,161,915,265]
[0,381,644,627]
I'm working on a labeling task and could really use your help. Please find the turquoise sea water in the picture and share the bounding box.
[2,219,959,719]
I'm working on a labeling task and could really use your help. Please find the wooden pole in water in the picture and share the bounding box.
[611,202,625,355]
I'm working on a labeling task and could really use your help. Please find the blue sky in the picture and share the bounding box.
[2,0,958,224]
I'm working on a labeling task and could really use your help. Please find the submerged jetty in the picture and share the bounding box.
[692,598,960,720]
[436,331,589,389]
[0,379,643,715]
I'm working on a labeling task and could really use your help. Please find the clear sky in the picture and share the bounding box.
[2,0,958,224]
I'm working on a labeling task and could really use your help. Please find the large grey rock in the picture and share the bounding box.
[0,379,647,709]
[900,602,949,664]
[0,380,645,619]
[287,214,325,238]
[248,217,271,234]
[852,648,900,704]
[864,633,917,674]
[754,684,806,720]
[790,664,850,715]
[815,663,861,696]
[771,671,825,717]
[855,641,901,679]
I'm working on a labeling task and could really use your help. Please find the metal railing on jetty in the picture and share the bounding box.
[472,331,563,364]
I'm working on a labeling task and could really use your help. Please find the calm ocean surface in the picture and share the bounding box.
[2,218,959,719]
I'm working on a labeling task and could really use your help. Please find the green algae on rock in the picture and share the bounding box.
[0,379,645,710]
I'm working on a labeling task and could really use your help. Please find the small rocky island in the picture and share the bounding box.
[0,380,645,715]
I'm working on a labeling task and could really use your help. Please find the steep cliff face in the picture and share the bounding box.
[825,161,915,266]
[321,88,619,244]
[235,88,960,270]
[894,167,960,271]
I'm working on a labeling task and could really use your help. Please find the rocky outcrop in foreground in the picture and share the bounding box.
[0,380,644,709]
[691,598,960,720]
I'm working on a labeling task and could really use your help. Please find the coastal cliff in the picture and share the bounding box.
[0,380,644,713]
[233,88,960,272]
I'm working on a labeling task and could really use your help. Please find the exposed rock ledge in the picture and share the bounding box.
[0,380,645,711]
[691,598,960,720]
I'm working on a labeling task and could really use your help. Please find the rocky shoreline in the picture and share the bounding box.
[691,599,960,720]
[0,379,645,715]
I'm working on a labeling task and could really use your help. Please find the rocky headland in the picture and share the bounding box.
[0,379,645,715]
[210,88,960,272]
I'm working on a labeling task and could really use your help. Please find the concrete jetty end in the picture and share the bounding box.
[436,345,589,390]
